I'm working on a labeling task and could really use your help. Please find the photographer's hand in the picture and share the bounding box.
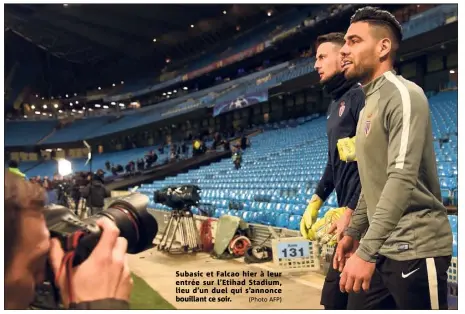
[49,218,133,308]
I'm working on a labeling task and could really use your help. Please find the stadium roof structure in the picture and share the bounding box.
[5,4,294,70]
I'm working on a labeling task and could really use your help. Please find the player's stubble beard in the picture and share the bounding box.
[344,60,376,86]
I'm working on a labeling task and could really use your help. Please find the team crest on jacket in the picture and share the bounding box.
[364,113,372,136]
[364,120,371,136]
[338,101,346,117]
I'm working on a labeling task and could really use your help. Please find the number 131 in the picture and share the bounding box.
[282,247,304,257]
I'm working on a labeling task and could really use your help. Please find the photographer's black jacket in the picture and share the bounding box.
[81,179,110,208]
[314,73,365,210]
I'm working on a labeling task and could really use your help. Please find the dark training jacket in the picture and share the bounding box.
[315,73,365,210]
[81,177,110,208]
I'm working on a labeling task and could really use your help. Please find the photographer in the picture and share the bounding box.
[5,171,132,310]
[81,173,111,215]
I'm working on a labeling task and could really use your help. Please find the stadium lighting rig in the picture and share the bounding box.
[57,159,73,177]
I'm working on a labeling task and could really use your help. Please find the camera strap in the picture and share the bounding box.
[55,230,86,305]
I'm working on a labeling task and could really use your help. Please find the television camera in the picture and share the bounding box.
[153,185,203,253]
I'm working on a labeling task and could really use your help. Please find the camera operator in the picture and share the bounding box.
[4,171,132,310]
[81,173,111,215]
[71,173,88,215]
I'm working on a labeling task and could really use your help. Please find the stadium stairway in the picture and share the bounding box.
[36,128,57,145]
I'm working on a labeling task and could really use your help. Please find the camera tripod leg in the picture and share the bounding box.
[166,215,182,252]
[192,218,201,251]
[187,213,202,251]
[185,215,196,251]
[186,216,197,252]
[158,213,174,250]
[179,218,189,252]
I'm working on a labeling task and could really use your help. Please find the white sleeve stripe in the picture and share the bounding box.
[426,257,439,310]
[384,71,411,170]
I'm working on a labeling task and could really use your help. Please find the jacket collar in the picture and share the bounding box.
[323,72,356,100]
[362,69,396,97]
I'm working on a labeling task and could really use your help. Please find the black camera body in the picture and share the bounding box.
[153,184,201,210]
[32,193,158,309]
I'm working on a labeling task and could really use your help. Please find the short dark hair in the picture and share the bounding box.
[5,171,46,271]
[315,32,345,50]
[350,6,403,44]
[8,160,18,168]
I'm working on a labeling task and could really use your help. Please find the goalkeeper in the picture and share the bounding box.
[299,33,365,310]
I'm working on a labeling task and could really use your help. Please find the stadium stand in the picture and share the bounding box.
[5,120,57,147]
[4,3,458,310]
[5,5,457,146]
[18,144,180,179]
[136,90,457,232]
[42,116,115,144]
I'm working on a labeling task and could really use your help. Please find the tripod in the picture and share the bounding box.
[157,207,202,253]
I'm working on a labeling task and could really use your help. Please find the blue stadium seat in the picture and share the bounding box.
[276,213,290,228]
[20,88,456,231]
[288,215,301,231]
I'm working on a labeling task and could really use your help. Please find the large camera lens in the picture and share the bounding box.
[44,193,158,266]
[84,193,158,254]
[35,194,158,310]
